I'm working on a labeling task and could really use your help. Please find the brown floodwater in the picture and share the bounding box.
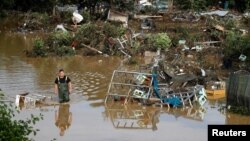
[1,30,250,141]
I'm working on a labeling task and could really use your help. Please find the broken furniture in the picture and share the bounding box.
[105,70,153,104]
[105,70,207,107]
[15,93,46,109]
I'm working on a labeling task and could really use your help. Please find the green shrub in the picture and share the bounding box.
[46,31,73,52]
[75,23,100,40]
[81,11,90,23]
[33,38,47,57]
[224,19,236,29]
[145,33,171,51]
[103,23,126,37]
[223,31,250,59]
[55,45,75,56]
[175,0,206,11]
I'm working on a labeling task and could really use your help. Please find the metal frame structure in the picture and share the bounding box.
[105,70,153,104]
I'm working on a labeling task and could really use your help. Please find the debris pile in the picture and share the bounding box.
[105,52,208,108]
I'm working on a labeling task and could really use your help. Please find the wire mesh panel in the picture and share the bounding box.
[105,70,153,103]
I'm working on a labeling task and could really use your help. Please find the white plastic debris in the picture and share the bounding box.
[182,45,189,51]
[139,0,147,4]
[178,40,186,45]
[55,24,67,32]
[244,12,250,18]
[72,10,83,24]
[201,69,206,77]
[191,45,203,52]
[140,0,152,6]
[239,54,247,62]
[200,10,229,17]
[198,87,207,106]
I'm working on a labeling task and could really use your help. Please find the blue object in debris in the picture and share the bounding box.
[152,73,162,99]
[163,97,181,107]
[152,72,181,107]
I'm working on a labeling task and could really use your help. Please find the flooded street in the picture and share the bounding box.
[1,31,250,141]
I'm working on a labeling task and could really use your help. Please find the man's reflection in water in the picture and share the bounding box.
[55,104,72,136]
[151,110,160,131]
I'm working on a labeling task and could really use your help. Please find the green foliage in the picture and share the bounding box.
[175,0,206,11]
[81,11,91,23]
[76,24,99,40]
[33,38,47,57]
[47,32,74,56]
[175,26,190,39]
[59,11,73,23]
[28,12,50,25]
[170,35,179,47]
[223,31,250,59]
[111,0,135,12]
[192,0,207,12]
[145,33,171,51]
[174,0,191,10]
[55,45,75,56]
[0,94,43,141]
[246,0,250,11]
[32,32,74,57]
[224,18,236,29]
[103,23,126,37]
[50,32,73,47]
[190,33,203,43]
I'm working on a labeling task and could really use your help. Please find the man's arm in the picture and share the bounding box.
[54,84,58,94]
[68,82,72,94]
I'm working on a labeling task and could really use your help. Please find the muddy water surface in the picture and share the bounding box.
[1,31,250,141]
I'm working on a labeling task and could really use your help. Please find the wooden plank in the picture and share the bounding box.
[81,43,103,54]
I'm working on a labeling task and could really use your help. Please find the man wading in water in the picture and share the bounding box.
[54,69,72,103]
